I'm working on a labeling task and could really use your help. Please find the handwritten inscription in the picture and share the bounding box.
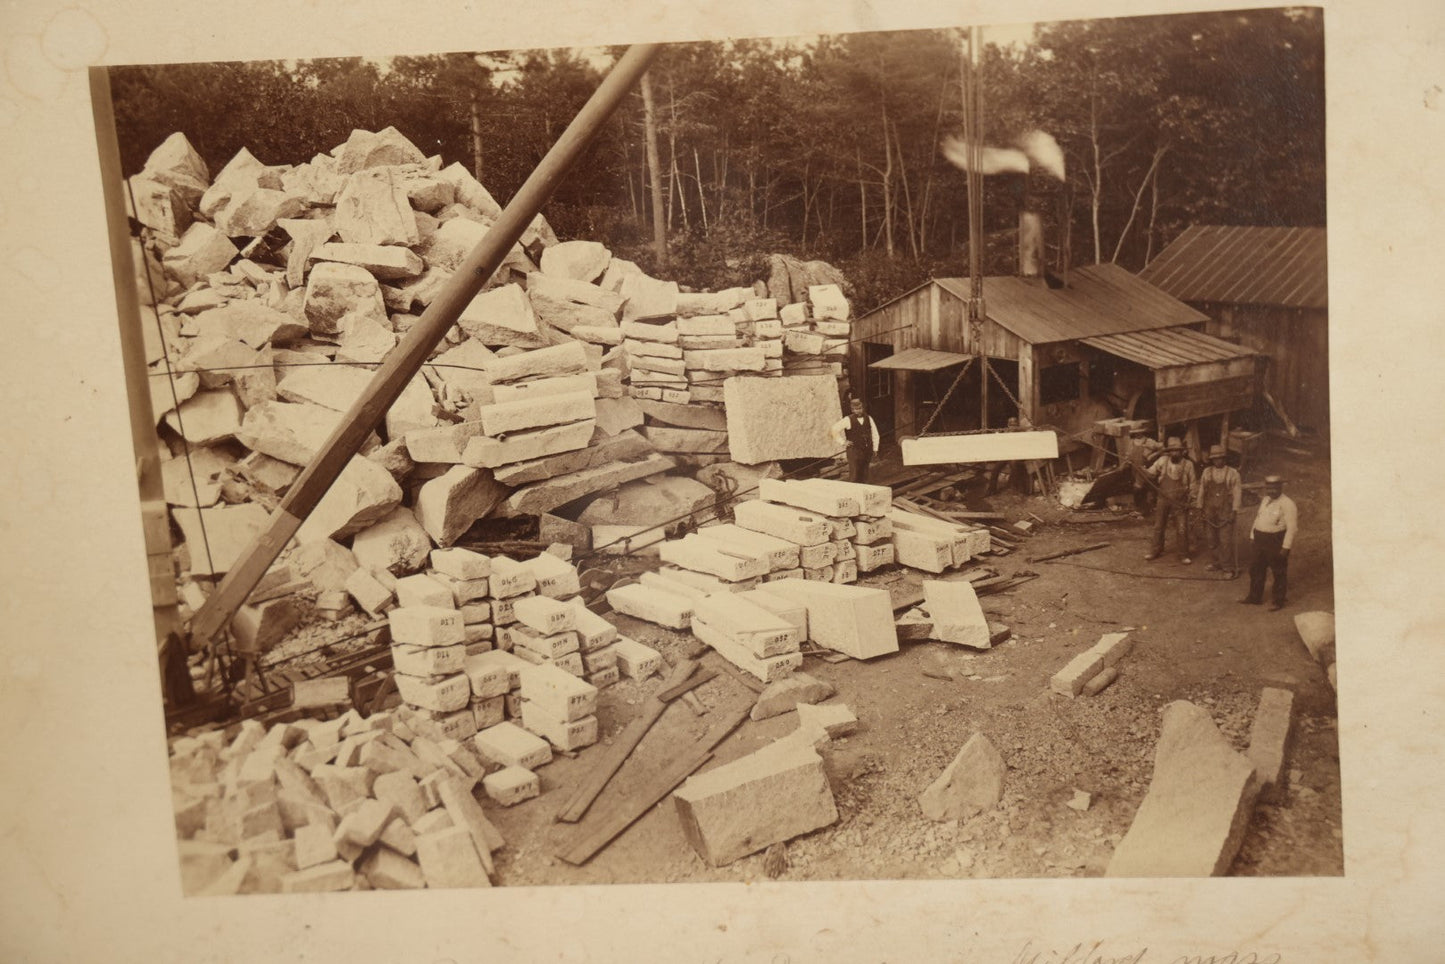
[1013,941,1282,964]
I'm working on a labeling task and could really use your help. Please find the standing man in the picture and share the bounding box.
[1241,474,1298,611]
[1196,444,1243,577]
[1145,436,1197,563]
[831,397,881,483]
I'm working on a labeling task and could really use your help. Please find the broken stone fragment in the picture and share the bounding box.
[237,400,347,465]
[164,223,240,290]
[918,732,1006,822]
[163,389,242,445]
[295,455,404,543]
[1106,701,1260,877]
[457,283,547,349]
[171,503,271,577]
[311,241,424,281]
[750,673,836,721]
[214,185,307,239]
[414,467,508,547]
[538,240,611,283]
[304,262,389,336]
[350,507,433,576]
[333,168,421,247]
[286,538,360,594]
[333,126,428,174]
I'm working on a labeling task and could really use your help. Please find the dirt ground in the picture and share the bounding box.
[483,437,1342,885]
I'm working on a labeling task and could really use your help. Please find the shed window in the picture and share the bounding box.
[1039,362,1082,405]
[865,343,893,400]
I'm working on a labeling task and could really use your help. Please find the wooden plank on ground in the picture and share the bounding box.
[555,701,750,865]
[657,667,718,702]
[705,653,766,694]
[553,658,699,823]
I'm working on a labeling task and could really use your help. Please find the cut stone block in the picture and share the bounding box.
[1246,688,1295,803]
[388,606,465,647]
[484,765,541,806]
[695,524,801,572]
[312,241,424,280]
[276,364,371,413]
[1106,701,1261,877]
[691,617,804,683]
[657,567,758,595]
[488,557,538,599]
[488,430,649,487]
[733,499,831,546]
[512,595,577,635]
[750,672,836,721]
[498,454,676,517]
[458,283,546,348]
[921,580,991,649]
[392,642,466,678]
[738,589,808,639]
[520,707,599,750]
[415,826,491,888]
[693,594,801,658]
[361,848,425,890]
[523,550,582,598]
[902,431,1059,466]
[683,346,766,372]
[757,580,898,660]
[673,738,837,866]
[605,583,694,630]
[1086,632,1134,667]
[891,527,954,573]
[229,597,303,654]
[414,466,508,547]
[372,772,427,824]
[1051,651,1105,698]
[518,661,597,721]
[593,396,645,437]
[642,426,729,454]
[404,421,487,465]
[485,341,589,383]
[610,636,663,679]
[1293,612,1336,666]
[722,374,842,464]
[660,535,769,582]
[1082,667,1120,696]
[464,650,520,697]
[623,337,684,359]
[473,722,552,769]
[395,573,454,609]
[919,732,1006,821]
[619,273,680,322]
[395,673,471,713]
[475,390,595,438]
[430,547,492,581]
[853,515,894,544]
[507,626,579,660]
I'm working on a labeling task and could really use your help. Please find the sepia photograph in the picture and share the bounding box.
[4,0,1443,958]
[96,7,1338,894]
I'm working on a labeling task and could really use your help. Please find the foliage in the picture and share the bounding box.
[110,9,1323,304]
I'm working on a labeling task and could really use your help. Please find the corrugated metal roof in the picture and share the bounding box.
[1138,225,1327,308]
[935,263,1210,345]
[868,347,972,371]
[1081,327,1256,370]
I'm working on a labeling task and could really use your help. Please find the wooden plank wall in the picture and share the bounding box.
[1202,304,1329,435]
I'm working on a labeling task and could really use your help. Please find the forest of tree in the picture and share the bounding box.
[109,8,1324,313]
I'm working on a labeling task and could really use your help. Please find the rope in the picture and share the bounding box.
[126,184,218,582]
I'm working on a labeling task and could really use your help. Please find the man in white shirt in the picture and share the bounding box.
[830,397,881,483]
[1241,474,1298,611]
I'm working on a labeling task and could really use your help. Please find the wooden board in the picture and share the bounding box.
[902,431,1059,466]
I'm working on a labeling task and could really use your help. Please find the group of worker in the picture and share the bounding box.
[1129,425,1298,611]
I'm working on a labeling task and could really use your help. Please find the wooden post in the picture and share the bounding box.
[188,45,663,645]
[89,67,184,652]
[1018,345,1039,426]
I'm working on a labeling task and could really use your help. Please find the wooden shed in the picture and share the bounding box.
[1139,225,1328,436]
[849,263,1258,452]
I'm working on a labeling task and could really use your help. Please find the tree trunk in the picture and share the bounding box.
[1090,93,1103,265]
[881,98,895,258]
[694,146,708,232]
[641,71,667,267]
[1144,165,1161,266]
[1110,144,1168,264]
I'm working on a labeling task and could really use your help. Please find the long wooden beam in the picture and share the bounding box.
[191,44,662,644]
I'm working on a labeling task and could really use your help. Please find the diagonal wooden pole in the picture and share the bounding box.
[190,44,662,645]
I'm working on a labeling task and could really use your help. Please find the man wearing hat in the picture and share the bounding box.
[1196,444,1243,576]
[1144,436,1197,563]
[1241,474,1298,610]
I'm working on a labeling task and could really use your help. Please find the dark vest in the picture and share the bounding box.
[845,414,873,458]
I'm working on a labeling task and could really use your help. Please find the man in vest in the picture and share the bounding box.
[1144,436,1197,563]
[1241,474,1298,611]
[1196,444,1243,577]
[831,397,881,483]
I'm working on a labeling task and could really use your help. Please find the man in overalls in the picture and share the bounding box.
[830,397,880,483]
[1145,436,1196,563]
[1196,444,1243,577]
